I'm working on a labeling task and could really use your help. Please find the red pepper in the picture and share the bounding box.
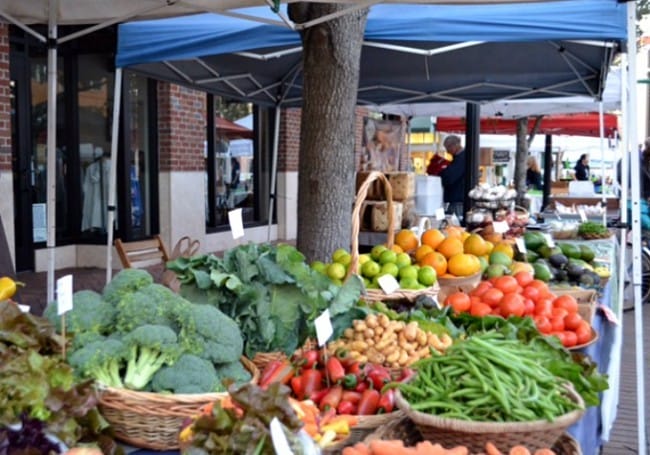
[260,360,294,388]
[319,385,343,412]
[259,360,283,386]
[341,390,362,405]
[326,357,346,384]
[354,380,369,393]
[337,400,357,415]
[300,369,323,400]
[346,361,363,377]
[357,389,381,415]
[290,375,303,398]
[310,388,330,405]
[399,367,416,383]
[303,350,320,369]
[367,367,391,390]
[377,389,395,414]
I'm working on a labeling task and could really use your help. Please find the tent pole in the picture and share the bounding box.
[267,107,280,242]
[626,3,646,454]
[106,68,123,285]
[542,135,552,212]
[598,101,606,226]
[46,0,58,304]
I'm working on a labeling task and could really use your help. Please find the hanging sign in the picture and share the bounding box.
[314,309,333,347]
[228,208,245,239]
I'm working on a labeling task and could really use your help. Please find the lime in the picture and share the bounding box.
[361,260,381,278]
[399,265,419,281]
[379,249,397,265]
[380,262,399,278]
[358,254,371,265]
[335,252,352,267]
[327,262,346,281]
[370,244,388,261]
[332,248,350,263]
[310,260,327,274]
[395,252,412,268]
[417,265,437,286]
[400,277,420,290]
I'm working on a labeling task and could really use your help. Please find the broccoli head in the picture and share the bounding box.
[103,268,154,306]
[42,290,116,335]
[215,360,251,386]
[122,324,180,390]
[71,332,107,351]
[150,354,222,394]
[115,283,192,334]
[67,338,127,388]
[185,304,243,364]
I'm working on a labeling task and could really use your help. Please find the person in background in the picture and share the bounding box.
[526,156,543,190]
[574,154,590,181]
[439,134,466,219]
[617,137,650,200]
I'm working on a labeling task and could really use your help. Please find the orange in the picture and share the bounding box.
[447,253,482,277]
[420,229,445,250]
[436,237,464,260]
[394,229,419,253]
[420,251,447,276]
[389,244,404,254]
[463,233,488,256]
[444,226,464,239]
[414,244,434,262]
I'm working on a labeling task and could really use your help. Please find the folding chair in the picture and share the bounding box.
[114,234,170,269]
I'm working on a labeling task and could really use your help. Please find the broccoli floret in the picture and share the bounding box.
[67,339,127,388]
[150,354,222,394]
[215,360,251,386]
[42,290,116,335]
[71,332,106,351]
[115,283,192,334]
[103,269,154,306]
[122,324,180,390]
[186,304,243,364]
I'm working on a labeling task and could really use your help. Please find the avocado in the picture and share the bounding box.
[555,269,569,282]
[524,232,546,251]
[566,263,585,279]
[533,262,553,282]
[549,253,569,269]
[526,250,540,263]
[578,273,596,287]
[569,258,593,271]
[538,245,563,259]
[559,243,582,259]
[580,245,596,262]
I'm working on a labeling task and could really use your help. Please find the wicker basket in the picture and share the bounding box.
[437,271,482,295]
[97,356,259,450]
[252,339,318,372]
[550,287,598,324]
[323,411,405,453]
[348,171,438,303]
[394,387,584,454]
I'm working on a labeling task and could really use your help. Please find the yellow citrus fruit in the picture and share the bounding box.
[492,242,515,260]
[436,237,464,260]
[461,231,471,242]
[394,229,419,253]
[444,226,464,239]
[463,233,488,256]
[420,251,447,277]
[447,253,482,277]
[414,244,434,262]
[484,241,494,255]
[420,229,446,250]
[390,244,404,254]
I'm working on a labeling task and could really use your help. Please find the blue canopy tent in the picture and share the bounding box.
[112,4,645,452]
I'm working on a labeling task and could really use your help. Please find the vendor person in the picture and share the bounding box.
[526,156,543,190]
[574,154,590,181]
[439,134,466,219]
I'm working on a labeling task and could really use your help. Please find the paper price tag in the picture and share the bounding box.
[543,233,556,248]
[17,304,30,313]
[578,207,588,223]
[435,207,446,220]
[492,220,510,234]
[515,237,527,254]
[269,417,294,455]
[228,208,245,239]
[56,275,73,316]
[378,274,400,295]
[599,305,619,325]
[314,309,333,347]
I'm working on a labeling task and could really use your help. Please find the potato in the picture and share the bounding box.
[364,328,375,339]
[350,340,368,351]
[343,328,354,339]
[404,322,418,341]
[378,314,390,328]
[353,320,367,332]
[415,330,427,346]
[365,314,379,328]
[397,350,409,366]
[440,334,453,349]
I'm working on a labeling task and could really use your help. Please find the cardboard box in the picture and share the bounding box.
[364,200,403,232]
[480,147,494,166]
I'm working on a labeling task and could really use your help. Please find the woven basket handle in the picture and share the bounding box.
[347,171,394,280]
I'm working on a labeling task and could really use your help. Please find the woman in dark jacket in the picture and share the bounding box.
[574,154,590,181]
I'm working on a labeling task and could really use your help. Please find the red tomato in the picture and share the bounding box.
[564,312,584,331]
[499,292,525,318]
[522,285,541,303]
[553,295,579,314]
[494,276,519,294]
[550,316,565,332]
[534,315,552,334]
[470,281,493,298]
[553,331,567,346]
[534,298,554,317]
[514,271,534,288]
[576,320,591,334]
[551,307,569,320]
[470,301,493,317]
[446,292,471,313]
[528,279,550,294]
[482,288,505,308]
[523,298,535,316]
[562,331,578,348]
[575,324,592,345]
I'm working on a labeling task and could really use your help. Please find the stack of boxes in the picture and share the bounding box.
[355,171,416,232]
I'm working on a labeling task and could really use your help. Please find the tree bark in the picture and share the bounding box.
[514,118,529,208]
[289,4,368,262]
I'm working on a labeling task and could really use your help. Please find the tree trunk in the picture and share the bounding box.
[514,118,529,208]
[289,4,369,262]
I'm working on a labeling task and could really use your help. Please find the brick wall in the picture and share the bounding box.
[0,24,10,171]
[157,82,206,172]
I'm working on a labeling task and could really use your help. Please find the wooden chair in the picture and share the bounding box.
[114,234,170,269]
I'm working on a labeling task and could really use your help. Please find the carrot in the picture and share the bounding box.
[200,401,214,415]
[342,448,362,455]
[369,440,413,455]
[533,450,556,455]
[302,422,319,437]
[351,443,372,455]
[445,447,469,455]
[509,446,531,455]
[486,441,504,455]
[414,441,446,455]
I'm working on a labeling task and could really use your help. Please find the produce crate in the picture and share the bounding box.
[97,357,259,450]
[394,387,584,454]
[349,171,438,304]
[355,171,415,201]
[550,287,598,323]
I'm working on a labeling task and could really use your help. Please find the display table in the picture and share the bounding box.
[565,236,623,454]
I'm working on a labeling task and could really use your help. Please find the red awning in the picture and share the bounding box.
[216,116,253,140]
[435,113,619,138]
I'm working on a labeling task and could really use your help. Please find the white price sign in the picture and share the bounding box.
[435,207,446,220]
[314,309,333,347]
[56,275,73,316]
[270,417,294,455]
[543,233,556,248]
[578,207,588,223]
[515,237,527,254]
[228,208,245,239]
[378,274,400,295]
[492,220,510,234]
